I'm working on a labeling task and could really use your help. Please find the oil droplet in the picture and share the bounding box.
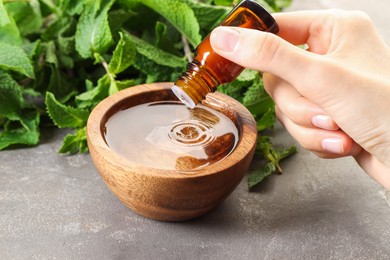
[104,101,239,172]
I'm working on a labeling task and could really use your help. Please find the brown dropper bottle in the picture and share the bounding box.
[172,0,279,109]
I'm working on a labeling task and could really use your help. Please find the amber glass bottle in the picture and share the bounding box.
[172,0,279,109]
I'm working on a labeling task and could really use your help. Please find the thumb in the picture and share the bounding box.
[210,26,320,89]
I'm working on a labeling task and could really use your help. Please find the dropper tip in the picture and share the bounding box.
[171,85,196,109]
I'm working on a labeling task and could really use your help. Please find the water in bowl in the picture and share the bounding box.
[104,101,239,171]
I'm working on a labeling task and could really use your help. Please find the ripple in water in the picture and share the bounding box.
[104,101,239,171]
[169,121,211,145]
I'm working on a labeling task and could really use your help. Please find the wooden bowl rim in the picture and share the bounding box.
[87,82,257,179]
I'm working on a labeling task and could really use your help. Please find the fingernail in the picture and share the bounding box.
[322,138,344,154]
[312,115,337,130]
[211,27,240,53]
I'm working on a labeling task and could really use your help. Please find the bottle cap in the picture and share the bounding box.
[172,85,196,109]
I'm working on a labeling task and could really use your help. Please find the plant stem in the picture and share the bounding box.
[181,35,193,62]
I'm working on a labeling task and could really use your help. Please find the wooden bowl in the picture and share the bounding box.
[87,82,257,221]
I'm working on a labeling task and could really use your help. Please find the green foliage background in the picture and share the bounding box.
[0,0,295,189]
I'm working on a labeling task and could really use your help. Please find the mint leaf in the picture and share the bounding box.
[47,65,78,103]
[0,42,34,78]
[108,32,136,74]
[108,9,133,33]
[75,0,115,59]
[76,75,110,109]
[108,78,119,95]
[256,108,276,131]
[186,1,230,34]
[275,146,298,161]
[218,81,245,103]
[248,136,297,190]
[0,0,22,45]
[0,71,24,117]
[57,35,75,68]
[126,33,185,68]
[126,33,185,81]
[5,0,43,36]
[115,79,140,91]
[237,69,258,82]
[42,16,72,41]
[154,21,179,54]
[45,92,89,128]
[213,0,234,6]
[24,39,41,59]
[0,0,8,26]
[248,162,276,190]
[133,54,179,82]
[58,127,88,154]
[243,80,274,117]
[59,0,84,16]
[45,40,59,66]
[218,70,258,102]
[137,0,202,47]
[0,111,40,150]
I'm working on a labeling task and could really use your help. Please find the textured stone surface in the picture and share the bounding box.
[1,1,390,259]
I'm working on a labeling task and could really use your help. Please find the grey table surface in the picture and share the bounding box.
[1,1,390,259]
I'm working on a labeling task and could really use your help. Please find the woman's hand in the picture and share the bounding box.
[210,10,390,190]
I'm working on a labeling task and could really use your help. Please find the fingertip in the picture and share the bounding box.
[210,26,278,71]
[210,27,240,53]
[321,138,346,154]
[312,115,339,130]
[321,134,360,156]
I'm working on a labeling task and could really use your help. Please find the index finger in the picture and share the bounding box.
[273,10,333,46]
